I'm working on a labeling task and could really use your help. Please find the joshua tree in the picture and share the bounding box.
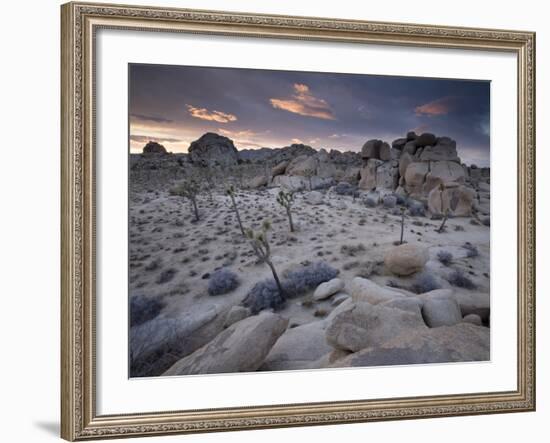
[246,220,285,297]
[170,180,200,221]
[276,190,295,232]
[399,206,406,244]
[226,185,245,236]
[437,208,450,233]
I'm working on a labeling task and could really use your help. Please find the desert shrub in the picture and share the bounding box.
[365,197,377,208]
[408,200,426,217]
[333,182,357,196]
[282,261,339,298]
[156,268,177,284]
[383,195,397,208]
[130,295,164,327]
[462,242,479,258]
[447,270,477,290]
[437,250,453,266]
[207,268,240,296]
[410,272,441,294]
[242,279,286,314]
[394,193,407,206]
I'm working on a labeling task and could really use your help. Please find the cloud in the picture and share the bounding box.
[309,138,321,145]
[186,104,237,123]
[328,133,347,139]
[130,113,173,124]
[291,138,304,144]
[411,124,429,134]
[415,96,457,116]
[218,128,258,139]
[270,83,336,120]
[130,134,182,143]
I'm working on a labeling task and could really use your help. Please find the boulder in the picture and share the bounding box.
[404,162,429,196]
[163,312,288,375]
[422,297,463,327]
[446,185,476,216]
[286,155,318,176]
[384,243,429,276]
[246,175,268,189]
[380,297,424,315]
[272,175,333,191]
[361,139,383,158]
[325,302,427,352]
[305,190,324,205]
[350,277,406,304]
[313,278,345,300]
[406,131,417,141]
[427,185,451,216]
[426,161,466,187]
[415,132,437,147]
[463,314,483,326]
[418,143,460,162]
[376,162,399,190]
[317,160,338,179]
[224,305,251,328]
[330,322,490,367]
[399,152,413,177]
[331,293,351,306]
[188,132,239,167]
[271,160,289,176]
[130,304,224,377]
[260,321,333,371]
[403,140,417,155]
[143,141,167,154]
[341,166,361,184]
[379,142,392,161]
[358,159,383,190]
[392,138,408,149]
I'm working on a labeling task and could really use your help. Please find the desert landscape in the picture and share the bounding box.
[128,130,491,377]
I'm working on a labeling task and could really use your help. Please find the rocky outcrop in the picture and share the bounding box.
[313,278,345,300]
[350,277,406,305]
[330,322,490,367]
[188,132,240,167]
[163,312,288,376]
[325,301,426,352]
[143,141,167,154]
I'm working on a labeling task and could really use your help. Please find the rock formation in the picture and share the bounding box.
[188,132,240,167]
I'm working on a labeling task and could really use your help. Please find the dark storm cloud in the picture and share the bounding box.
[129,64,490,165]
[130,113,173,124]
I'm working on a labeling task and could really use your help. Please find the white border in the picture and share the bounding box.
[96,29,517,415]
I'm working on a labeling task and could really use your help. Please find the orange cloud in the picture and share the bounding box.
[415,96,456,116]
[186,104,237,123]
[270,83,336,120]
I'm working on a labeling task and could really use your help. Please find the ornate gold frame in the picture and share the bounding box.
[61,1,536,440]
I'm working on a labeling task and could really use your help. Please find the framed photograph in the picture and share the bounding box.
[61,1,536,440]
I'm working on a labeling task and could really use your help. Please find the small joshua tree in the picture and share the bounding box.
[226,185,245,236]
[170,180,200,221]
[399,206,406,244]
[246,220,285,298]
[437,208,450,233]
[276,190,295,232]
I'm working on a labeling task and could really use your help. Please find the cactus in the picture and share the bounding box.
[276,190,295,232]
[399,206,406,244]
[246,220,285,298]
[170,180,200,221]
[226,185,245,235]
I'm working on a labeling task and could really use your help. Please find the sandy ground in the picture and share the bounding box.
[129,185,490,333]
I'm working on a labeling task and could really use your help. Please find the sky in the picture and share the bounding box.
[129,64,490,166]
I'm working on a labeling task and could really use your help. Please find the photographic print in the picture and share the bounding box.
[128,64,491,378]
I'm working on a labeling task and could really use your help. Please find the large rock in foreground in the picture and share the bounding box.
[350,277,407,305]
[384,243,429,276]
[260,321,333,371]
[188,132,239,167]
[163,312,288,376]
[325,301,427,352]
[331,322,489,367]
